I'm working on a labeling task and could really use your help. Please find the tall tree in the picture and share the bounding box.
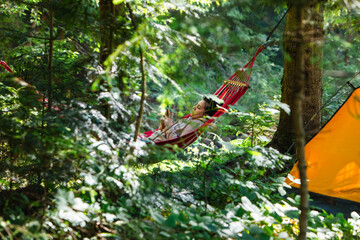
[268,0,324,153]
[99,0,115,65]
[98,0,115,119]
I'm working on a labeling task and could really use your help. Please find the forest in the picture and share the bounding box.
[1,0,360,239]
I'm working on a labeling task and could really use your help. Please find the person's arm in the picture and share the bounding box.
[149,131,167,142]
[180,125,194,136]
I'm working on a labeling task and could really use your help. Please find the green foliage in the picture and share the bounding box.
[1,0,360,239]
[4,139,360,239]
[0,78,88,189]
[321,0,360,122]
[220,103,279,147]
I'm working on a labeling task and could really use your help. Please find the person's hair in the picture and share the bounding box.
[203,97,220,116]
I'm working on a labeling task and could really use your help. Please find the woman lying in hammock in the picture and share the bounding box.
[148,97,219,142]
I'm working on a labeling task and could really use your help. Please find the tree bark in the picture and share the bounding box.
[302,1,324,139]
[99,0,115,65]
[99,0,115,119]
[267,0,324,154]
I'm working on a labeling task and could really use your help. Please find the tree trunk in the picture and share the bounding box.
[302,1,324,139]
[268,0,324,154]
[99,0,115,65]
[99,0,115,119]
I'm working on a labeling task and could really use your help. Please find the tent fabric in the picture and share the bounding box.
[285,87,360,203]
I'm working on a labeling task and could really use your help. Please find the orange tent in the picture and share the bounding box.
[285,87,360,203]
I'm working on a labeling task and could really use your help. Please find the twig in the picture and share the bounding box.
[47,3,54,112]
[126,3,146,142]
[2,224,13,240]
[203,158,213,214]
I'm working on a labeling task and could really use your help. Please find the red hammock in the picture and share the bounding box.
[146,45,265,149]
[0,60,38,89]
[0,60,53,109]
[0,60,13,74]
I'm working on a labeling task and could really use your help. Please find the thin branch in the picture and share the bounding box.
[47,5,54,112]
[293,4,308,240]
[203,158,213,214]
[126,3,146,142]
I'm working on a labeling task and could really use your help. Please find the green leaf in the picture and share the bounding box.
[276,102,291,115]
[278,186,287,196]
[165,213,176,228]
[113,0,124,5]
[150,210,165,224]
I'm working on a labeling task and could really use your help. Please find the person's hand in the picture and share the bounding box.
[159,109,173,130]
[160,115,173,130]
[159,116,165,130]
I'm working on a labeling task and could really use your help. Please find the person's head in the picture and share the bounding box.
[191,97,219,119]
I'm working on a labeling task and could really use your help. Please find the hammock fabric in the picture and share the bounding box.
[0,60,13,73]
[146,45,265,149]
[1,60,34,88]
